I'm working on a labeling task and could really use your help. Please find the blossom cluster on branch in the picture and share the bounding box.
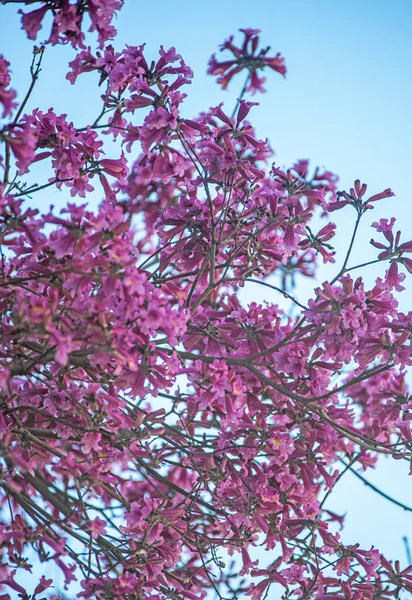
[4,0,124,48]
[1,6,412,600]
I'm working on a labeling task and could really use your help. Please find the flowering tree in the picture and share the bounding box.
[1,2,412,599]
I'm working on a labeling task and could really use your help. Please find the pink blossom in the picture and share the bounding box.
[99,152,129,184]
[81,432,102,454]
[33,575,53,595]
[86,517,107,539]
[0,56,17,117]
[18,5,49,40]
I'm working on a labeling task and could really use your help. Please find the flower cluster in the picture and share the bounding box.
[0,7,411,600]
[16,0,124,48]
[208,28,286,93]
[371,217,412,290]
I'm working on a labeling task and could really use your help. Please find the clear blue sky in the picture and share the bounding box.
[2,0,412,596]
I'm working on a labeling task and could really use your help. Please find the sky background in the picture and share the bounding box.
[2,0,412,597]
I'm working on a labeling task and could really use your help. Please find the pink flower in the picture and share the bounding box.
[70,174,95,198]
[0,368,10,391]
[86,517,107,539]
[81,432,102,454]
[100,152,129,184]
[19,5,49,40]
[383,261,406,291]
[0,569,27,595]
[50,330,74,366]
[34,575,53,595]
[0,56,17,117]
[4,121,37,174]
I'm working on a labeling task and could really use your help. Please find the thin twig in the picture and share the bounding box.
[343,460,412,512]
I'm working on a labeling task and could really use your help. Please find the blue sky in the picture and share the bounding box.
[2,0,412,596]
